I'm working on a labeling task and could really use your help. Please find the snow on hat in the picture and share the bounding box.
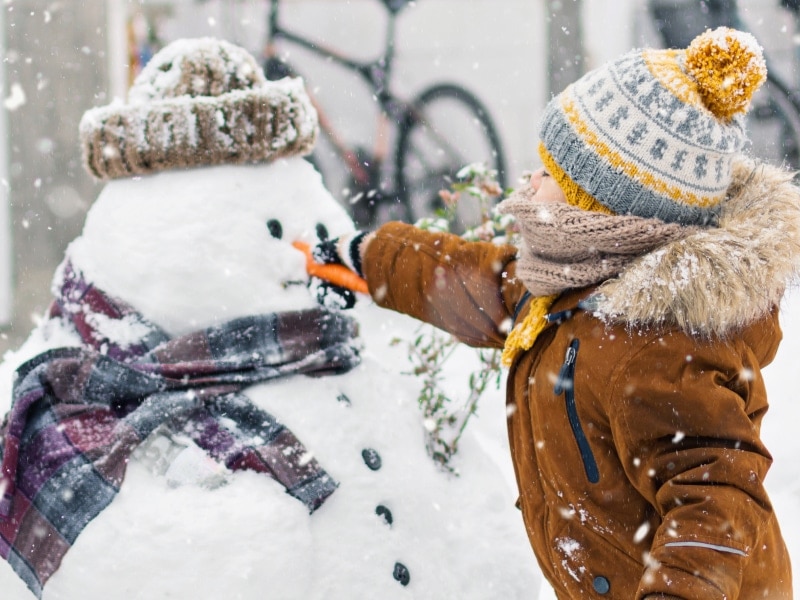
[79,38,318,180]
[538,27,767,226]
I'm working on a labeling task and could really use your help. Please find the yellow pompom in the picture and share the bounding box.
[684,27,767,120]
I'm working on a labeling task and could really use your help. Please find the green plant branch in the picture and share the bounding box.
[396,162,516,473]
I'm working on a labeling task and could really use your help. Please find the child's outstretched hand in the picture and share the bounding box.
[293,232,370,310]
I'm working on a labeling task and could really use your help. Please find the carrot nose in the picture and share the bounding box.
[292,240,369,294]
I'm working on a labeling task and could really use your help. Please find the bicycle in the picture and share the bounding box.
[262,0,508,230]
[647,0,800,172]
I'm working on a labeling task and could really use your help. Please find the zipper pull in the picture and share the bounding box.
[545,309,573,324]
[554,340,579,395]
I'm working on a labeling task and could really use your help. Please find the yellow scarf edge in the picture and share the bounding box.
[501,294,559,367]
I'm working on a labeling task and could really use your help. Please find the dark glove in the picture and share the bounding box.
[309,231,370,310]
[312,231,368,278]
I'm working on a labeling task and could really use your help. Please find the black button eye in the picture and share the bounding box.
[316,223,329,242]
[361,448,382,471]
[267,219,283,239]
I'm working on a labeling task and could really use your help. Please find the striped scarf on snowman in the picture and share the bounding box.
[0,261,360,598]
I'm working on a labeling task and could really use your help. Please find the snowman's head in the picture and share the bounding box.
[66,159,355,336]
[63,37,354,336]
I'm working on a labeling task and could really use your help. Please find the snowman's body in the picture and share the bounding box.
[0,158,540,599]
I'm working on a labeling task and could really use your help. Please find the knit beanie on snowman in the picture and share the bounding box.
[79,38,317,180]
[538,27,767,226]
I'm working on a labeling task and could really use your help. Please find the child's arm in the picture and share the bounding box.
[359,222,526,349]
[607,325,780,599]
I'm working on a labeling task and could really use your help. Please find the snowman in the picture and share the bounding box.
[0,38,540,599]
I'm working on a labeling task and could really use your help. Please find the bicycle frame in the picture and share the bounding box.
[266,0,409,187]
[263,0,508,230]
[268,0,397,106]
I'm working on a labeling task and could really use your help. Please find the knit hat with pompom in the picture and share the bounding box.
[79,38,317,180]
[538,27,767,226]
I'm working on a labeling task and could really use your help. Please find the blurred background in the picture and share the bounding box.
[1,0,799,354]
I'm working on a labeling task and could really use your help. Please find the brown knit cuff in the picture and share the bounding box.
[79,77,317,181]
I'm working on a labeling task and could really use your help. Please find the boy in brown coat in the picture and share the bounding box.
[314,27,797,598]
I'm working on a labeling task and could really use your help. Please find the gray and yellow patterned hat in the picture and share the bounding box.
[538,27,767,226]
[79,37,317,180]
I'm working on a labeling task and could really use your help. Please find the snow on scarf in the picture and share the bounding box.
[0,262,360,598]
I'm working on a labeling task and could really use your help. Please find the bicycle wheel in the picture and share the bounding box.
[745,74,800,172]
[395,83,507,231]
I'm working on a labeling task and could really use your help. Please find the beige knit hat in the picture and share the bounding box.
[538,27,766,226]
[79,38,318,180]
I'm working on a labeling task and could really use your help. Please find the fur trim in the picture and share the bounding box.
[595,157,800,335]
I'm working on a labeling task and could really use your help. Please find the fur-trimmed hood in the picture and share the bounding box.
[595,157,800,336]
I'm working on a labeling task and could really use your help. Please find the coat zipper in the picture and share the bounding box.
[554,339,600,484]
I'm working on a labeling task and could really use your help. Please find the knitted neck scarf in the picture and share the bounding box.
[497,190,695,365]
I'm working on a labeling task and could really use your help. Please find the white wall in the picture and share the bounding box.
[584,0,638,68]
[102,0,800,191]
[0,5,11,326]
[395,0,546,182]
[150,0,545,190]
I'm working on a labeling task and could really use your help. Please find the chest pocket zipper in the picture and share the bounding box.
[554,339,600,484]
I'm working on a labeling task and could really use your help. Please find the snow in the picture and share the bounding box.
[126,38,260,103]
[66,160,352,337]
[0,157,539,599]
[758,288,800,580]
[2,83,26,111]
[0,149,798,599]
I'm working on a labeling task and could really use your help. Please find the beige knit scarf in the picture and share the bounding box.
[497,190,695,365]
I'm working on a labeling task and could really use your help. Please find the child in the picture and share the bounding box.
[315,27,797,598]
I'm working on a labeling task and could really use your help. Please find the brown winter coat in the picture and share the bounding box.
[361,160,798,599]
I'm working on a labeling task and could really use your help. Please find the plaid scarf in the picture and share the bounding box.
[0,262,360,598]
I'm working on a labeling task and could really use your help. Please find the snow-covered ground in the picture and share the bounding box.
[759,289,800,582]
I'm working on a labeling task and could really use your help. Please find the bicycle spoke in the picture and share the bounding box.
[266,2,506,231]
[396,84,506,232]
